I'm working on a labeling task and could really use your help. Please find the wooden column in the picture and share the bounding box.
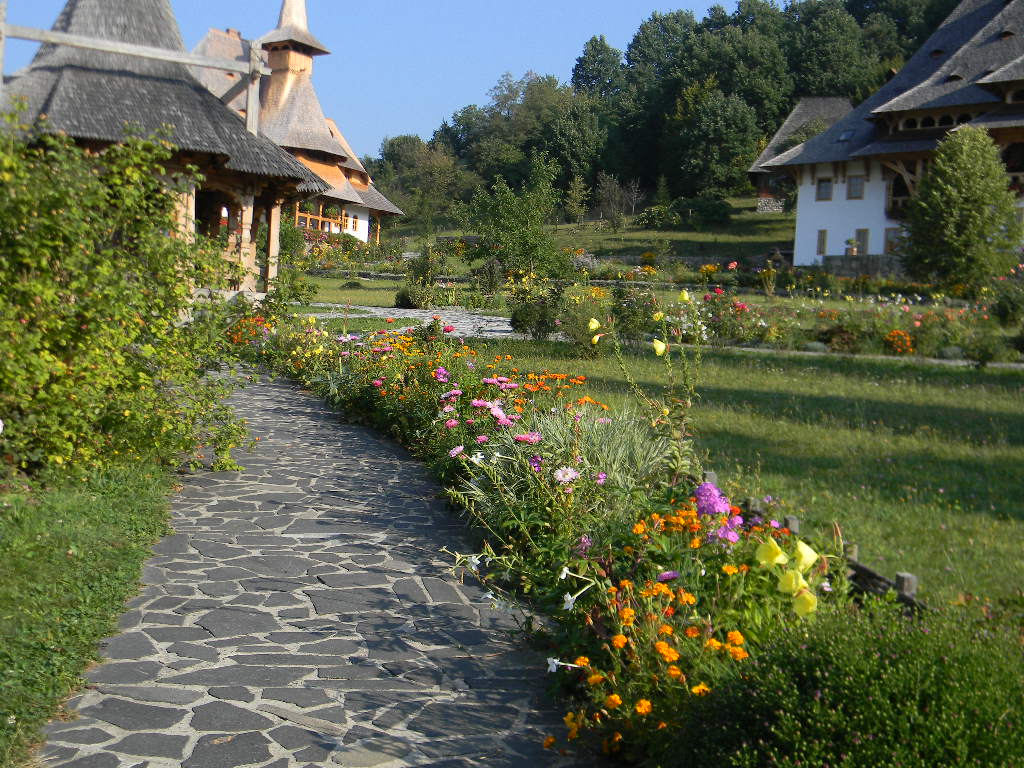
[174,184,197,241]
[375,214,382,245]
[265,203,282,287]
[239,193,257,291]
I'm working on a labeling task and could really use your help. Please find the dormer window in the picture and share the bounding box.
[1012,89,1024,102]
[921,116,937,128]
[902,117,919,130]
[1001,29,1016,38]
[957,113,972,123]
[946,72,964,82]
[938,115,954,126]
[838,129,855,142]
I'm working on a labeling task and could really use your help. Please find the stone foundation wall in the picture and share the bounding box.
[823,254,905,277]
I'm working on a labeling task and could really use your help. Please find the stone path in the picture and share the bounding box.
[38,379,580,768]
[307,304,517,340]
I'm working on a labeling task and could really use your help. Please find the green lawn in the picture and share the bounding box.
[0,467,172,767]
[473,339,1024,606]
[304,276,405,307]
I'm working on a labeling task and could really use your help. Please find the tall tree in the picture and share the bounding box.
[902,127,1022,291]
[786,0,871,97]
[564,175,591,225]
[571,35,624,101]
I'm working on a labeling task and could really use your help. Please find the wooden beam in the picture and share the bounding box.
[0,2,7,102]
[2,23,271,76]
[245,43,262,135]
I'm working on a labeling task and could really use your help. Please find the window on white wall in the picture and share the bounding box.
[816,178,833,201]
[855,228,870,254]
[884,228,901,253]
[847,176,865,200]
[816,229,828,256]
[352,215,359,231]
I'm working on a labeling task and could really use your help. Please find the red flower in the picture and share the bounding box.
[443,325,456,333]
[714,287,725,295]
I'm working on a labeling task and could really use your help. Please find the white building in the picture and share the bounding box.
[193,0,402,245]
[764,0,1024,269]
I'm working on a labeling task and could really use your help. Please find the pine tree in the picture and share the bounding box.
[564,175,590,225]
[902,126,1022,291]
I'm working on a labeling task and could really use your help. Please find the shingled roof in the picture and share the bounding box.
[261,0,329,56]
[766,0,1012,168]
[749,97,852,173]
[3,0,328,192]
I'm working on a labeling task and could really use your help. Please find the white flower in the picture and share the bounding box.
[468,555,481,572]
[563,592,576,610]
[559,566,570,580]
[469,452,486,465]
[0,418,4,436]
[547,657,560,673]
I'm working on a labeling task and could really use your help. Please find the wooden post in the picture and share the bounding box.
[245,42,262,135]
[239,194,256,290]
[895,572,918,599]
[0,2,8,103]
[375,214,381,245]
[265,203,281,287]
[783,515,800,535]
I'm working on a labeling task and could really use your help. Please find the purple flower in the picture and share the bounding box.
[595,472,607,485]
[695,482,731,517]
[657,570,680,582]
[476,435,489,444]
[575,535,592,555]
[529,455,543,472]
[449,445,464,458]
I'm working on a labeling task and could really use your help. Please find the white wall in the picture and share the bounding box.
[347,204,371,243]
[792,160,899,266]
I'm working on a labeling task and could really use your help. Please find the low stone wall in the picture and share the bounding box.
[823,254,905,277]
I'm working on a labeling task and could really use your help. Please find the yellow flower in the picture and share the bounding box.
[722,564,739,575]
[704,638,723,651]
[690,682,711,696]
[728,645,750,661]
[588,318,602,331]
[605,693,622,709]
[756,537,789,567]
[652,311,665,322]
[611,634,628,649]
[574,656,590,667]
[591,333,604,345]
[793,589,819,617]
[635,699,653,715]
[679,290,691,302]
[588,673,606,685]
[619,607,636,625]
[652,339,667,356]
[726,630,745,646]
[777,569,809,596]
[632,522,646,535]
[794,540,819,573]
[689,537,702,549]
[658,624,674,636]
[667,665,682,679]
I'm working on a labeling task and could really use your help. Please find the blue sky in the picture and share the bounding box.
[3,0,715,159]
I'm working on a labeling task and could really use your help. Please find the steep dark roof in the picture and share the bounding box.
[358,184,404,216]
[259,74,350,156]
[849,128,948,157]
[749,97,852,173]
[767,0,1010,168]
[2,0,327,191]
[872,0,1024,113]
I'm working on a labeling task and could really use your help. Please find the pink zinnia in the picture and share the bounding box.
[443,325,456,333]
[372,379,384,387]
[513,432,542,444]
[476,435,489,444]
[444,419,459,429]
[449,445,465,458]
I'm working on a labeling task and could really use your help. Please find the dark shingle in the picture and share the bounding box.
[749,97,852,172]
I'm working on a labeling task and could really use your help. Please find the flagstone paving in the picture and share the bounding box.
[38,378,581,767]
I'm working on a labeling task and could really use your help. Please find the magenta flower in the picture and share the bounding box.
[657,571,680,582]
[529,455,543,472]
[695,482,731,517]
[443,325,456,333]
[476,435,489,444]
[449,445,465,458]
[553,467,580,484]
[372,379,384,387]
[595,472,607,485]
[513,432,542,444]
[444,419,459,429]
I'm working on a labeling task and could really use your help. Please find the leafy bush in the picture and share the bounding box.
[671,195,734,230]
[991,278,1024,326]
[634,205,682,231]
[0,118,242,473]
[666,599,1024,768]
[507,275,564,340]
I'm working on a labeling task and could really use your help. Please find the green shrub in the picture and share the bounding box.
[991,279,1024,326]
[0,118,242,473]
[610,284,658,341]
[665,599,1024,768]
[671,195,734,230]
[394,284,436,309]
[635,205,682,230]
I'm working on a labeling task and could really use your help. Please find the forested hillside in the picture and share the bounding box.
[365,0,957,231]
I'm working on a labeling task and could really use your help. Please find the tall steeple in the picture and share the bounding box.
[261,0,329,56]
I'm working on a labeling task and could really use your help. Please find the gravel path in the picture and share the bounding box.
[307,304,518,340]
[38,379,578,768]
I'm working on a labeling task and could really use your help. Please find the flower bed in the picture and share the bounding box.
[239,313,853,758]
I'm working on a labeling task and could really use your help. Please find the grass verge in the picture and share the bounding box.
[475,339,1024,605]
[0,466,172,767]
[306,277,404,307]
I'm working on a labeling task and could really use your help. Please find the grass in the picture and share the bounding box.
[0,465,172,767]
[304,276,405,307]
[472,338,1024,605]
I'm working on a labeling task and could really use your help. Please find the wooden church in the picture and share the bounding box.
[193,0,403,245]
[0,0,330,291]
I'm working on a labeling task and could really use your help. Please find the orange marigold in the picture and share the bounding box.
[588,673,606,685]
[619,607,636,625]
[705,638,723,651]
[691,682,711,696]
[543,736,556,749]
[727,630,745,646]
[605,693,623,709]
[611,634,628,649]
[729,645,750,661]
[635,699,653,716]
[722,564,739,575]
[685,626,701,639]
[658,624,674,636]
[667,665,682,679]
[574,656,590,667]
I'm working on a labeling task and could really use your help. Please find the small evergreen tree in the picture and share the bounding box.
[902,126,1023,291]
[564,175,591,225]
